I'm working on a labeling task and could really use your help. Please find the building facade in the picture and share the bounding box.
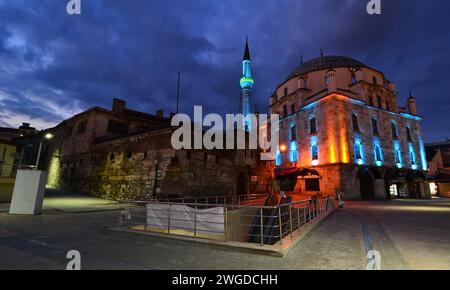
[426,140,450,197]
[270,55,430,200]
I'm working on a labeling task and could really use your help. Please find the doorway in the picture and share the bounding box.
[360,170,375,200]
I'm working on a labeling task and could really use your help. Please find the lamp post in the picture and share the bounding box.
[35,133,54,170]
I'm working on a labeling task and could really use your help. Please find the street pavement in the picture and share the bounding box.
[0,190,449,270]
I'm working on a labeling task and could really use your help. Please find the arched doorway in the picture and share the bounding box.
[359,169,375,200]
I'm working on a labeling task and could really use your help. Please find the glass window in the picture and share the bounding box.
[406,127,412,142]
[391,122,398,139]
[374,145,382,162]
[409,145,416,166]
[290,124,297,141]
[354,142,362,160]
[290,141,298,162]
[310,118,317,134]
[305,179,320,191]
[371,117,379,135]
[275,150,282,167]
[311,144,318,161]
[352,113,359,131]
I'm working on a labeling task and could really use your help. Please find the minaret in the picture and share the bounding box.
[240,36,254,132]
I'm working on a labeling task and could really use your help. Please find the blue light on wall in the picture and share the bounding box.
[311,136,319,166]
[417,134,428,171]
[275,150,282,167]
[290,141,298,162]
[409,143,418,170]
[394,140,403,169]
[373,138,384,167]
[354,136,364,165]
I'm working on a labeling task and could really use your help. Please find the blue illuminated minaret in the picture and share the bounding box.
[240,36,254,132]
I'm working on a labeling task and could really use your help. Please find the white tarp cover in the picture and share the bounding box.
[146,203,225,234]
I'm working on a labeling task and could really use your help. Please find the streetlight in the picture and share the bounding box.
[35,132,54,170]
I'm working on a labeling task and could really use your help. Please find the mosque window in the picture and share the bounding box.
[374,145,382,162]
[406,127,412,142]
[371,117,379,135]
[290,123,297,141]
[290,141,298,163]
[377,95,382,109]
[275,150,282,167]
[391,122,398,139]
[311,144,319,162]
[352,113,359,131]
[409,144,417,166]
[310,117,317,134]
[354,142,363,161]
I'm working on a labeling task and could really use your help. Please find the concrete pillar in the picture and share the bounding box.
[9,170,48,215]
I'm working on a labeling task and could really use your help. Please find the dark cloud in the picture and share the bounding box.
[0,0,449,141]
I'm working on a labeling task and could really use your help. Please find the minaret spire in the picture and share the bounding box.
[240,36,254,132]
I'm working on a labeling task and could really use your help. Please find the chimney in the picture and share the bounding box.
[112,98,126,113]
[156,109,164,118]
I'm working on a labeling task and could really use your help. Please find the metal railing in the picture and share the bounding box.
[119,195,335,247]
[157,194,268,207]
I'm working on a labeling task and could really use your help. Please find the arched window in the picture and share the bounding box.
[369,95,374,106]
[373,76,378,85]
[352,113,359,131]
[325,75,329,85]
[290,141,298,162]
[283,105,288,117]
[374,144,382,163]
[275,150,282,167]
[284,87,288,96]
[310,117,317,134]
[303,79,308,89]
[394,146,402,166]
[377,95,382,109]
[351,72,357,84]
[406,127,412,142]
[409,143,417,167]
[391,122,398,139]
[290,123,297,141]
[371,117,379,135]
[354,141,363,161]
[311,144,319,161]
[291,104,296,114]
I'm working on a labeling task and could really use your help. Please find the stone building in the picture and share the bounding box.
[270,55,430,200]
[0,123,36,141]
[426,140,450,197]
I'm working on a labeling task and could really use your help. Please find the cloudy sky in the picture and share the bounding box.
[0,0,449,142]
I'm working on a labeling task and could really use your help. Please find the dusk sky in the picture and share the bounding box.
[0,0,449,142]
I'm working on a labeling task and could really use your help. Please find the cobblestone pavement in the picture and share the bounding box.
[0,191,449,270]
